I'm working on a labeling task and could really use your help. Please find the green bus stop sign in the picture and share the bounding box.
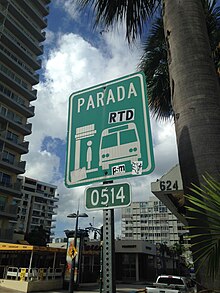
[65,71,154,187]
[85,182,131,210]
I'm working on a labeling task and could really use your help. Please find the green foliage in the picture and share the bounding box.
[139,15,172,120]
[25,225,50,246]
[76,0,160,43]
[202,0,220,81]
[185,175,220,280]
[139,0,220,120]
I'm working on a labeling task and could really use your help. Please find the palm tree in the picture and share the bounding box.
[139,0,220,121]
[185,175,220,288]
[76,0,220,288]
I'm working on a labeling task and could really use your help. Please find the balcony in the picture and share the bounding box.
[32,213,41,218]
[19,1,49,27]
[0,48,39,86]
[0,89,35,118]
[53,195,59,202]
[0,203,17,219]
[4,18,43,57]
[34,0,50,16]
[0,228,14,242]
[0,26,41,71]
[0,112,32,136]
[0,154,26,174]
[8,2,46,41]
[0,131,29,154]
[47,209,57,216]
[0,180,21,196]
[0,64,36,102]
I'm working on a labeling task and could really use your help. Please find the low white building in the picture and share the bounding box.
[121,196,186,246]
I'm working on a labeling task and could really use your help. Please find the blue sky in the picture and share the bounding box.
[23,1,179,238]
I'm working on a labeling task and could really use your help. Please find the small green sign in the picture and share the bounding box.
[65,71,154,187]
[85,182,131,210]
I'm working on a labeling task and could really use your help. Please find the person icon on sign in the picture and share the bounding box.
[86,140,93,170]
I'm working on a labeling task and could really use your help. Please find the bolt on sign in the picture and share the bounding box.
[65,71,154,187]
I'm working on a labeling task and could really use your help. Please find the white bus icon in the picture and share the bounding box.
[99,122,141,170]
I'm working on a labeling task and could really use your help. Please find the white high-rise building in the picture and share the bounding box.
[0,0,50,242]
[122,196,186,246]
[10,176,58,241]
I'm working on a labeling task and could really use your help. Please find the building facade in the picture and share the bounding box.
[0,0,50,242]
[9,176,58,241]
[121,196,186,246]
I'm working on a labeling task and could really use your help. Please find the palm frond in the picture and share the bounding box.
[76,0,160,42]
[138,16,172,120]
[185,174,220,280]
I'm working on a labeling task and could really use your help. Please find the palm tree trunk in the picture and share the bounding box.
[163,0,220,289]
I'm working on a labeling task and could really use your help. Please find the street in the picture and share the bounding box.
[0,283,146,293]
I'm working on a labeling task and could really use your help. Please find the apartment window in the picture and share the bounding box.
[6,131,18,143]
[0,141,3,153]
[19,224,24,230]
[0,106,7,116]
[0,44,33,76]
[15,114,22,124]
[0,63,28,89]
[3,150,15,164]
[0,105,23,124]
[25,178,36,185]
[0,172,11,185]
[159,207,167,213]
[24,186,35,192]
[34,203,42,210]
[0,196,6,209]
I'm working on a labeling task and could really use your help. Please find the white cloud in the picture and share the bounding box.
[44,29,56,45]
[24,15,178,238]
[54,0,82,22]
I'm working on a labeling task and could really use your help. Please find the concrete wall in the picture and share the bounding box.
[0,279,63,292]
[0,279,28,292]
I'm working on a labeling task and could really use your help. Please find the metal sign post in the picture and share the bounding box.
[101,180,116,293]
[103,208,116,293]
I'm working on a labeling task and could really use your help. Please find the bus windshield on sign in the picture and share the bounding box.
[99,123,141,171]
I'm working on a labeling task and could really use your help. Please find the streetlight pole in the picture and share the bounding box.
[67,211,88,293]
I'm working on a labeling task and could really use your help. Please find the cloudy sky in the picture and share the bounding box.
[23,1,179,238]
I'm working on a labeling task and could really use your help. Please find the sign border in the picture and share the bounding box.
[84,182,131,211]
[65,71,154,187]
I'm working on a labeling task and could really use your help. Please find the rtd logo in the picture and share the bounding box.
[108,109,134,123]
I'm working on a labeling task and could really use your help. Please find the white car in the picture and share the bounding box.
[145,275,197,293]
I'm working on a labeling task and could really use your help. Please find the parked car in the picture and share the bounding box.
[145,275,197,293]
